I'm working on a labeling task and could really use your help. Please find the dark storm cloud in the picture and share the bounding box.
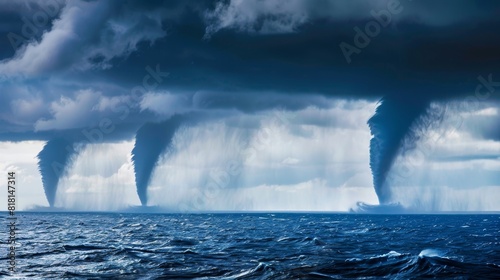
[89,0,500,101]
[192,91,334,112]
[0,0,499,140]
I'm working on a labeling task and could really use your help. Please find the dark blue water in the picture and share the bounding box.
[2,213,499,279]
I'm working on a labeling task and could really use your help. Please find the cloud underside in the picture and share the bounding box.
[1,0,500,139]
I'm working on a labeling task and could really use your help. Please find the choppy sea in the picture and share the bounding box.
[2,213,499,279]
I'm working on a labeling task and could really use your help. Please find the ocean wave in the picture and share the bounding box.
[7,213,500,279]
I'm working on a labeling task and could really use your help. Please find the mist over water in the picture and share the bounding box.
[391,185,500,212]
[368,96,431,204]
[56,141,139,211]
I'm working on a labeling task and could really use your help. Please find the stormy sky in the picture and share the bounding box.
[0,0,499,211]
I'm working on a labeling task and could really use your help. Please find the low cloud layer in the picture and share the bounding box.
[0,0,165,76]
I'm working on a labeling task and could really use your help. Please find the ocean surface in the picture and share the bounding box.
[1,213,499,279]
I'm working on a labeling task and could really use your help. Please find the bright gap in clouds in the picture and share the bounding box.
[0,141,46,210]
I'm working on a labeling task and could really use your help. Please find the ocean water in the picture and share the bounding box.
[2,213,499,279]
